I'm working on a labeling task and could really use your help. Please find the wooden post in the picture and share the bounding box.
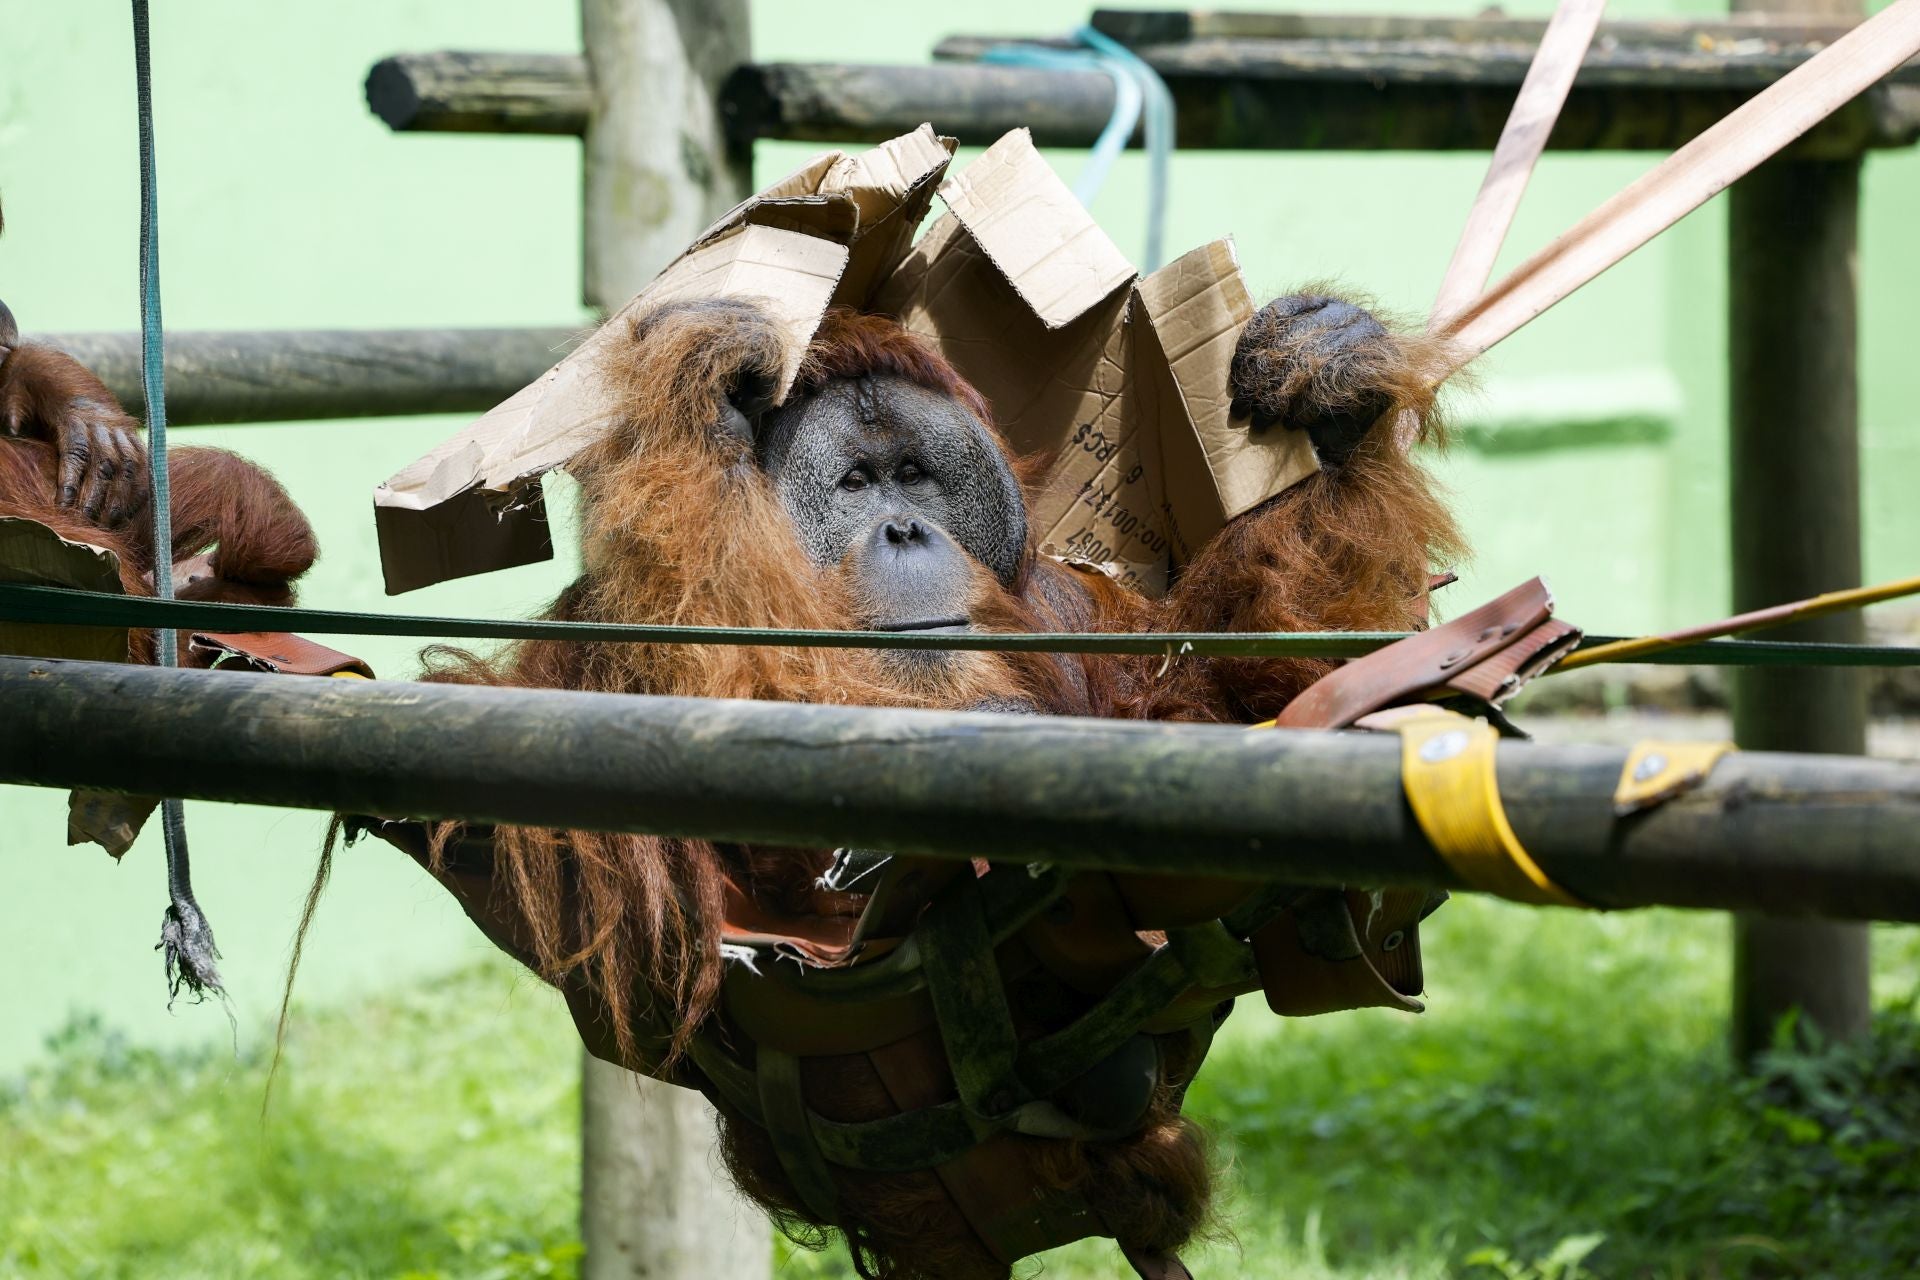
[580,0,752,315]
[576,1,768,1276]
[580,1057,770,1278]
[1728,0,1871,1061]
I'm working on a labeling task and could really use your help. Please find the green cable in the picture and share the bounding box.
[3,583,1916,668]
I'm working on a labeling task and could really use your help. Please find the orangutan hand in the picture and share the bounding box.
[1228,292,1404,468]
[0,342,152,529]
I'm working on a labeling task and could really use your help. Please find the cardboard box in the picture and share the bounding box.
[0,515,158,855]
[0,515,131,663]
[374,126,1316,597]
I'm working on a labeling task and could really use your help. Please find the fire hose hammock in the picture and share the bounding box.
[4,2,1920,1277]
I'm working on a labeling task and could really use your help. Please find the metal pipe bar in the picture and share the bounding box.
[37,327,578,426]
[3,654,1916,922]
[364,45,1920,155]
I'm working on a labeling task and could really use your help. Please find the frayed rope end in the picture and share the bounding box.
[159,896,226,1008]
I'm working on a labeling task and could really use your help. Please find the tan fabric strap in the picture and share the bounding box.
[1441,0,1920,362]
[1430,0,1608,326]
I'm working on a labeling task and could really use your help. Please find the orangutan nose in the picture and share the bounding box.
[879,517,931,547]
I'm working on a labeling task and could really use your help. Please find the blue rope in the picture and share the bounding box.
[980,27,1175,270]
[1072,25,1173,273]
[132,0,171,654]
[132,0,223,1005]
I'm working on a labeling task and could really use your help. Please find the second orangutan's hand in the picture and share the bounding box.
[0,344,152,528]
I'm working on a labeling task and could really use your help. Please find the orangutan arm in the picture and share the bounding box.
[1139,291,1467,722]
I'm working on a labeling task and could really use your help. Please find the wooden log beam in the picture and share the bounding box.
[949,22,1920,90]
[35,327,577,426]
[366,51,590,134]
[723,62,1122,149]
[4,655,1918,923]
[1084,9,1900,56]
[363,37,1920,155]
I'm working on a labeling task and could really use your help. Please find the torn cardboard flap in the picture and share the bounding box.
[937,129,1136,330]
[0,515,130,663]
[822,125,957,309]
[68,791,160,861]
[875,129,1172,589]
[375,224,850,594]
[0,515,161,857]
[376,127,957,595]
[1138,239,1319,556]
[694,123,951,257]
[377,124,1322,597]
[878,134,1309,594]
[823,125,955,225]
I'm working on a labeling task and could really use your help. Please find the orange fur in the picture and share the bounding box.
[0,344,319,661]
[398,298,1466,1280]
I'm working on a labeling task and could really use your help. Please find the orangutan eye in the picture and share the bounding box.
[839,467,871,492]
[896,462,925,486]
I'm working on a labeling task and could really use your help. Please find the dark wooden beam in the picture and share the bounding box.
[4,655,1919,923]
[364,31,1920,155]
[722,61,1122,149]
[366,51,590,134]
[953,24,1920,91]
[1086,9,1881,52]
[36,327,577,426]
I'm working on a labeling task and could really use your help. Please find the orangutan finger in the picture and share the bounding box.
[103,429,152,528]
[55,420,93,506]
[74,423,122,522]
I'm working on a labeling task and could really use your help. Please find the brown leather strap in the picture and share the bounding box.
[1253,887,1438,1018]
[1253,578,1575,1020]
[1444,616,1581,705]
[1274,577,1576,730]
[865,1032,1104,1266]
[189,630,374,677]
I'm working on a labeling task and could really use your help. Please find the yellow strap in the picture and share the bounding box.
[1395,709,1583,907]
[1612,740,1734,815]
[329,671,370,679]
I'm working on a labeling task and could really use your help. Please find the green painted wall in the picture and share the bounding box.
[3,1,1916,1071]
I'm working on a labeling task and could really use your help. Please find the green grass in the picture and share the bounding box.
[5,902,1918,1280]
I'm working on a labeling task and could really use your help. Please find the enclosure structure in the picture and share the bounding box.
[8,4,1920,1278]
[360,3,1920,1077]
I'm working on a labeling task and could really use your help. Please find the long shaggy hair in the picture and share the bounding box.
[354,296,1465,1280]
[411,302,1083,1074]
[1128,293,1467,721]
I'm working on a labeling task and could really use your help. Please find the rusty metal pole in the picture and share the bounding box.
[575,1,769,1275]
[1727,0,1872,1062]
